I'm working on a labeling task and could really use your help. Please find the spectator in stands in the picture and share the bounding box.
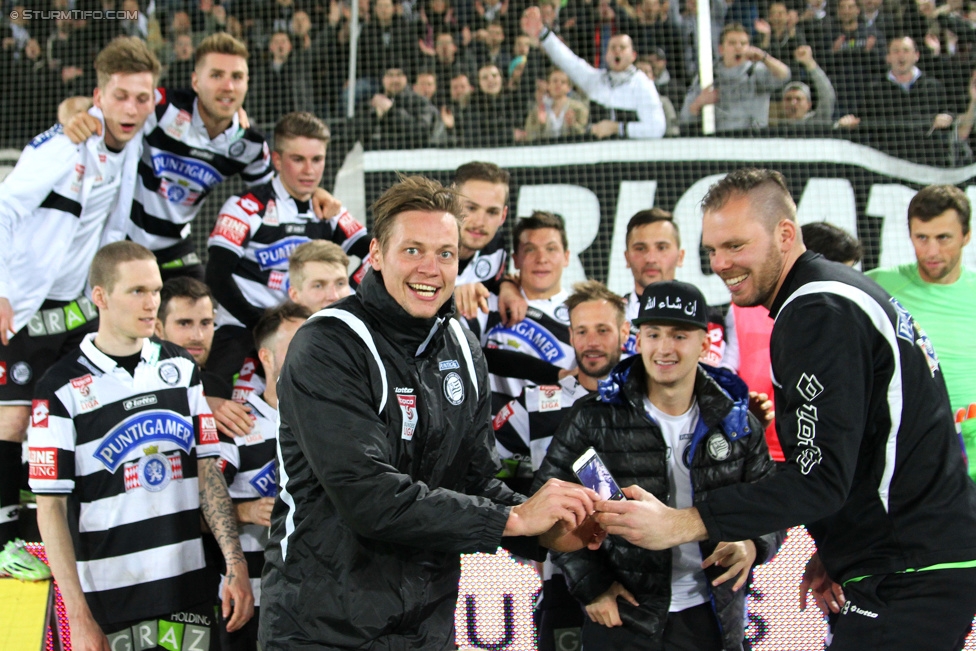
[434,71,475,144]
[522,6,667,138]
[754,1,807,79]
[2,5,32,58]
[635,53,681,135]
[471,21,512,72]
[836,36,953,165]
[522,68,590,141]
[617,0,684,84]
[0,37,159,548]
[31,242,252,650]
[916,0,972,115]
[419,0,461,57]
[796,0,832,58]
[678,0,726,79]
[467,62,521,145]
[860,0,894,39]
[639,48,684,104]
[680,22,791,131]
[218,301,310,651]
[1,37,58,145]
[414,69,439,100]
[867,185,976,480]
[573,0,622,67]
[824,0,884,114]
[360,0,420,86]
[249,31,316,127]
[356,64,440,148]
[431,32,475,103]
[48,18,94,97]
[165,34,196,89]
[771,45,836,125]
[473,0,511,31]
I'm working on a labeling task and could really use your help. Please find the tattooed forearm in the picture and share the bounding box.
[199,458,247,567]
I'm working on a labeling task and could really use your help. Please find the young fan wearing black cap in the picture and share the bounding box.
[534,280,780,651]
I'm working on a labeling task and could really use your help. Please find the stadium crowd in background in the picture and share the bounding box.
[2,0,976,163]
[0,11,975,651]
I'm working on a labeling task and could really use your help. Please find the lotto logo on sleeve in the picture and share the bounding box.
[236,195,263,215]
[199,415,219,445]
[0,362,6,385]
[29,448,58,480]
[31,400,49,428]
[211,214,250,246]
[493,403,514,431]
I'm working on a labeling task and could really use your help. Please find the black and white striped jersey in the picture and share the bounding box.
[208,176,370,328]
[27,335,222,627]
[492,375,589,476]
[456,231,508,293]
[471,290,575,400]
[217,390,278,607]
[118,87,273,254]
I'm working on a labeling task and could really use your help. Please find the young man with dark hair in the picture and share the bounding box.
[260,175,601,650]
[801,222,863,265]
[537,280,779,651]
[622,208,727,365]
[0,36,159,553]
[471,211,576,411]
[29,241,252,649]
[217,301,310,651]
[867,184,976,479]
[598,168,976,651]
[206,111,369,387]
[493,279,629,651]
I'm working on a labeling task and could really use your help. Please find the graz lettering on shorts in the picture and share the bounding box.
[95,410,195,472]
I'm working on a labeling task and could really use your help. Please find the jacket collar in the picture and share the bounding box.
[768,250,820,319]
[355,267,456,357]
[597,355,754,440]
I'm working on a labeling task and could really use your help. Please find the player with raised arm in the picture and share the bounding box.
[0,36,158,559]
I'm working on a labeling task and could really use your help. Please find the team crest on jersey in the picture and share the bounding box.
[397,393,419,440]
[554,305,570,323]
[229,140,247,158]
[124,447,183,492]
[96,410,195,472]
[158,362,181,385]
[538,385,561,412]
[10,362,31,385]
[706,433,731,461]
[444,372,465,405]
[263,199,280,226]
[475,258,492,279]
[249,460,278,497]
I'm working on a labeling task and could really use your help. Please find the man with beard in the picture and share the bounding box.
[493,280,630,651]
[621,208,727,365]
[867,185,976,480]
[595,168,976,651]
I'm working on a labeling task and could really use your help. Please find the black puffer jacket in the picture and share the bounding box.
[533,356,781,651]
[260,269,532,650]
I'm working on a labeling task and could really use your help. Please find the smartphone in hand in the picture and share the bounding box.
[572,447,625,501]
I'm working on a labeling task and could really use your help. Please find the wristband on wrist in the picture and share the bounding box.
[539,26,552,41]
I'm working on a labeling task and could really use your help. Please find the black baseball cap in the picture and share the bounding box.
[632,281,708,330]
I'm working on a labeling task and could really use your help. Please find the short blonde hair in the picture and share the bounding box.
[95,36,161,88]
[195,32,249,69]
[289,241,349,288]
[89,241,157,293]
